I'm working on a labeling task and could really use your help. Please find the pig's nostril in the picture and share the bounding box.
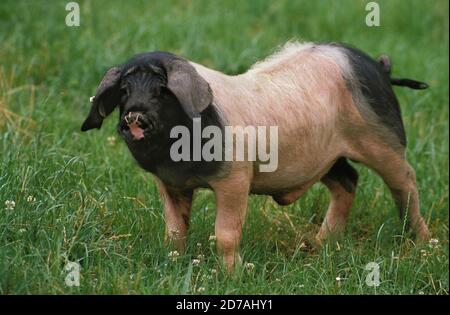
[120,121,129,131]
[138,119,149,129]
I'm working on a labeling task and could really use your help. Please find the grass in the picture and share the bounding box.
[0,0,448,294]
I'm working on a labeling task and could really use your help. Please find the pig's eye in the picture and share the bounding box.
[150,85,161,97]
[120,86,128,95]
[120,87,129,102]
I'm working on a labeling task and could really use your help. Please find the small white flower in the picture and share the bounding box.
[192,259,201,266]
[18,228,27,233]
[168,250,179,261]
[419,291,424,295]
[208,235,216,242]
[197,287,206,293]
[196,242,202,247]
[420,249,428,257]
[275,278,281,282]
[210,268,217,274]
[244,262,255,271]
[197,254,205,261]
[107,136,116,146]
[428,238,439,249]
[336,276,344,282]
[5,200,15,210]
[26,196,36,203]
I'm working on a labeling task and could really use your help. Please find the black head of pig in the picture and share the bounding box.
[81,52,213,145]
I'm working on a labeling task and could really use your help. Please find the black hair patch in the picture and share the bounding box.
[337,44,407,147]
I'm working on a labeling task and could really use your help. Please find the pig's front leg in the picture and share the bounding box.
[155,178,193,252]
[211,168,251,272]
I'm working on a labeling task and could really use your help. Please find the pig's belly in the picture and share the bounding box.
[250,148,340,195]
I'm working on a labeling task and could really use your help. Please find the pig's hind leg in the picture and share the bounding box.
[316,158,359,244]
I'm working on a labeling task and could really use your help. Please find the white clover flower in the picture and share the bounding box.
[192,259,201,266]
[107,136,116,146]
[208,235,217,242]
[196,242,202,247]
[429,238,439,248]
[244,262,255,271]
[5,200,15,210]
[26,196,36,203]
[168,250,179,261]
[430,238,439,245]
[420,249,428,257]
[18,228,27,233]
[197,287,206,293]
[210,268,217,274]
[197,254,205,261]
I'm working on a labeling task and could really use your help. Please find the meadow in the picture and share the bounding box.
[0,0,448,294]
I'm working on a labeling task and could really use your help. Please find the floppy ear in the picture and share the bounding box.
[81,66,122,131]
[165,59,213,119]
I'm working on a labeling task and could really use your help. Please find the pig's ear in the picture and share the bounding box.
[164,59,213,119]
[81,66,122,131]
[377,54,392,75]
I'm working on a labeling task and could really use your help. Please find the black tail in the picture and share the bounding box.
[377,54,429,90]
[389,78,429,90]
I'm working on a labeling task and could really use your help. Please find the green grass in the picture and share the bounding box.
[0,0,448,294]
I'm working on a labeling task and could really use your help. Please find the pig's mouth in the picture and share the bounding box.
[119,112,153,142]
